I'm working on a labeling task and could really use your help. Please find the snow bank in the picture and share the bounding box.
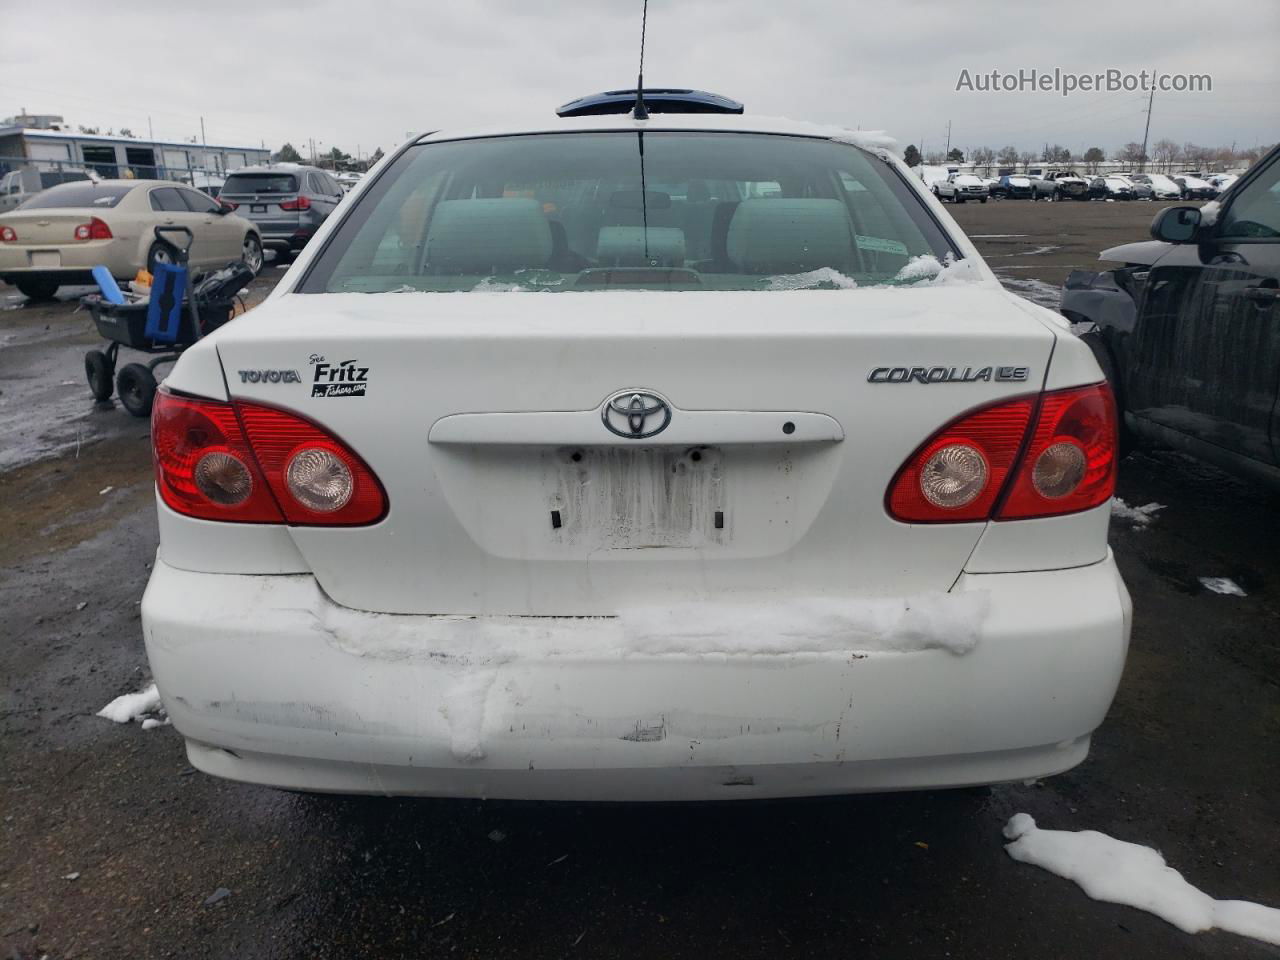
[1111,498,1165,528]
[767,267,858,291]
[97,683,162,723]
[619,592,989,658]
[1004,814,1280,945]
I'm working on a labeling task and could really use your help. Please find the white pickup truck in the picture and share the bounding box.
[932,172,988,203]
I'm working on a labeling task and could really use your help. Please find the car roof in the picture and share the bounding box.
[416,113,893,150]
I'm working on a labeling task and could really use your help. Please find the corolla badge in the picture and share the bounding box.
[601,390,672,438]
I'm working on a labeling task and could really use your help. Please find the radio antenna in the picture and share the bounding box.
[632,0,649,120]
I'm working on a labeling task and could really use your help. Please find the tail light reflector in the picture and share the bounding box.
[887,383,1116,523]
[0,226,16,242]
[279,195,311,211]
[74,217,113,241]
[152,391,387,525]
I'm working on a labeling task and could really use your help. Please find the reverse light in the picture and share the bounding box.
[285,447,354,512]
[279,195,311,211]
[0,226,16,242]
[152,391,386,525]
[887,383,1116,523]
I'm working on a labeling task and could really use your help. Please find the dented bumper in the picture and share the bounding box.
[142,555,1131,800]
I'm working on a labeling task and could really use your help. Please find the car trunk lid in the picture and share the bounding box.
[214,284,1055,615]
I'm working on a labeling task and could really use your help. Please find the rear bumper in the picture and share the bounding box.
[142,554,1131,800]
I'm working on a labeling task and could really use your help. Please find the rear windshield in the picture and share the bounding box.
[38,171,90,189]
[22,183,133,209]
[222,173,298,194]
[301,132,958,293]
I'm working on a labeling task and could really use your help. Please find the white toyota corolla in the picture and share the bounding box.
[141,92,1131,801]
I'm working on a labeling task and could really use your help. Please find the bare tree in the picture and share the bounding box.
[1151,138,1180,172]
[1083,147,1105,175]
[1018,151,1037,172]
[972,146,995,175]
[924,151,945,164]
[1117,142,1147,168]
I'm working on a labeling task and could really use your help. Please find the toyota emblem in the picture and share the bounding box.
[601,390,672,439]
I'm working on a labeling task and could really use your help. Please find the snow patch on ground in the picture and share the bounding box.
[1111,498,1165,528]
[1199,577,1246,597]
[97,683,162,724]
[767,267,858,290]
[1004,814,1280,946]
[471,278,529,293]
[619,592,990,658]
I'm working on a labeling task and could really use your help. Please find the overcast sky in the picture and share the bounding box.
[2,0,1276,160]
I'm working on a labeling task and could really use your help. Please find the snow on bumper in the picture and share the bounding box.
[142,554,1131,800]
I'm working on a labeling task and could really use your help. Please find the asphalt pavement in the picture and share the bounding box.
[1,206,1277,959]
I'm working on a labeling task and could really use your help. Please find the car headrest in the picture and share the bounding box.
[596,226,686,267]
[726,199,855,274]
[424,198,553,274]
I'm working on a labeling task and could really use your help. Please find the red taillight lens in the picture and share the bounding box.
[886,383,1116,524]
[998,383,1116,519]
[151,390,386,526]
[279,195,311,211]
[235,402,386,525]
[152,391,283,523]
[75,217,112,241]
[0,226,16,242]
[887,397,1035,523]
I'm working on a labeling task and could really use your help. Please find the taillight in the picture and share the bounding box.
[235,402,386,524]
[279,195,311,211]
[74,217,113,241]
[887,383,1116,523]
[997,383,1116,519]
[0,226,16,242]
[152,391,387,526]
[220,199,239,211]
[887,397,1035,523]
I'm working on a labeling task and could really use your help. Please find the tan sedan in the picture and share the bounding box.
[0,179,263,300]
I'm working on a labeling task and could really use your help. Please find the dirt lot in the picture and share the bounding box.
[2,204,1277,960]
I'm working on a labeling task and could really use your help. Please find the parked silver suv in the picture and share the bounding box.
[218,164,343,259]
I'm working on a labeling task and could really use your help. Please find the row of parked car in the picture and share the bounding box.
[932,169,1236,203]
[0,162,356,300]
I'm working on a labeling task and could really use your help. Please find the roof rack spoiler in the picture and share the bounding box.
[556,88,744,118]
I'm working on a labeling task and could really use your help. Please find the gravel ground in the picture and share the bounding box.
[1,204,1276,959]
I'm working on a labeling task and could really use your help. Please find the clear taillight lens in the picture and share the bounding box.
[194,452,254,505]
[1,226,18,242]
[286,448,353,512]
[920,443,989,509]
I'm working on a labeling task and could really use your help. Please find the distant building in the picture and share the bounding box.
[0,123,270,184]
